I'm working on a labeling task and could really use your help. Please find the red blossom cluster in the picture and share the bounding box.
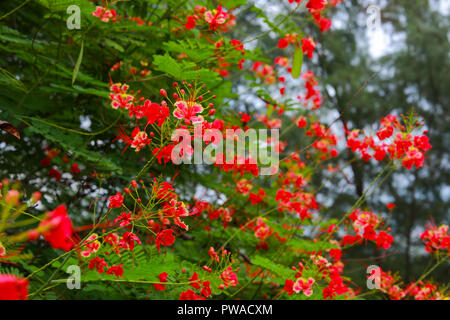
[184,5,235,32]
[283,254,352,299]
[275,188,318,220]
[39,147,81,181]
[278,34,316,59]
[285,0,335,31]
[420,224,449,256]
[109,81,224,159]
[341,209,394,250]
[299,71,322,110]
[214,154,259,176]
[346,114,432,169]
[376,268,447,300]
[92,6,117,23]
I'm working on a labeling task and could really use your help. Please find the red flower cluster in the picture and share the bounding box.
[275,188,317,220]
[284,255,351,299]
[300,71,322,110]
[88,257,123,278]
[302,0,344,32]
[92,6,117,23]
[155,229,175,253]
[153,272,168,291]
[341,209,394,250]
[220,266,238,288]
[214,153,259,176]
[184,5,235,32]
[346,114,432,169]
[377,268,446,300]
[420,224,449,256]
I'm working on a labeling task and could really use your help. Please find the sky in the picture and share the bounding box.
[368,0,450,58]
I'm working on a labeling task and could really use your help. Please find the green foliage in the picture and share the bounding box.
[251,255,295,279]
[26,119,121,172]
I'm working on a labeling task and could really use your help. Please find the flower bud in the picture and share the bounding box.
[32,191,42,203]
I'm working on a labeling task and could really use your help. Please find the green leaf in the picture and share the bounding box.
[287,238,338,252]
[103,38,124,52]
[291,46,303,79]
[153,53,182,78]
[72,40,84,86]
[251,255,295,279]
[25,119,121,172]
[153,53,220,83]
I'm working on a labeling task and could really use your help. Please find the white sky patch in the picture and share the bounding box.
[367,27,389,58]
[79,115,91,131]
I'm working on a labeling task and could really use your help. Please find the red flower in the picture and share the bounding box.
[297,116,307,128]
[414,135,432,152]
[106,264,124,278]
[317,17,332,32]
[249,188,265,205]
[108,192,124,208]
[376,231,394,249]
[420,224,449,254]
[153,144,175,164]
[189,272,201,289]
[0,274,29,300]
[284,279,295,295]
[179,289,205,300]
[386,203,395,210]
[40,158,51,167]
[201,281,212,298]
[39,204,74,251]
[154,272,168,291]
[238,59,245,70]
[230,39,245,52]
[143,100,169,127]
[306,0,326,11]
[341,235,362,246]
[377,126,394,140]
[204,5,228,31]
[329,248,342,262]
[70,163,80,174]
[114,212,132,227]
[119,232,141,251]
[220,267,238,288]
[185,16,196,29]
[301,37,316,59]
[115,125,152,152]
[49,168,62,181]
[278,38,289,49]
[374,147,387,161]
[155,229,175,253]
[89,257,108,274]
[240,113,251,123]
[363,225,377,241]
